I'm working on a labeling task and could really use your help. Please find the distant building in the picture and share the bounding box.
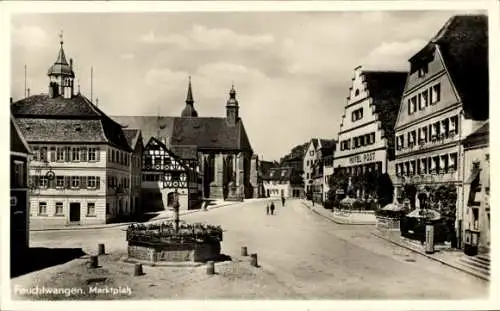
[392,15,488,247]
[262,167,303,198]
[318,139,336,203]
[334,66,407,200]
[11,37,136,226]
[303,139,320,194]
[123,129,144,215]
[113,80,257,206]
[10,114,31,254]
[462,121,489,252]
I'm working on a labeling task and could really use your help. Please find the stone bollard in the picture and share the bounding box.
[98,243,106,255]
[241,246,248,256]
[206,261,215,275]
[134,263,143,276]
[250,253,258,267]
[89,255,98,268]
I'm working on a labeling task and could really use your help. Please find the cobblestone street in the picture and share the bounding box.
[14,199,488,300]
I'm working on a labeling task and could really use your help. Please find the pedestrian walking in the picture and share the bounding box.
[266,204,270,215]
[281,196,286,207]
[270,202,275,215]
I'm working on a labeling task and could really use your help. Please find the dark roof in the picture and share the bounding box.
[319,139,336,150]
[11,94,102,118]
[10,115,31,154]
[11,94,132,150]
[283,154,302,163]
[463,121,489,148]
[311,138,319,149]
[171,117,252,153]
[170,145,198,160]
[123,128,141,149]
[47,43,75,77]
[412,15,488,120]
[112,116,176,146]
[363,71,407,160]
[263,167,293,181]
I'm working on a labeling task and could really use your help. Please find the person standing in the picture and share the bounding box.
[270,202,275,215]
[266,204,270,215]
[281,196,286,207]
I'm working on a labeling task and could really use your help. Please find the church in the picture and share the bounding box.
[113,78,258,209]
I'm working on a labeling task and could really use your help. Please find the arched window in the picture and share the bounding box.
[355,89,360,96]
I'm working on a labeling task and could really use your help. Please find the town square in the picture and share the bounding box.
[4,2,495,308]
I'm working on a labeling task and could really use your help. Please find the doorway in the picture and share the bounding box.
[69,203,81,223]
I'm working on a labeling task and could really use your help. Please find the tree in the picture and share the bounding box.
[403,183,417,209]
[376,173,394,207]
[328,166,349,198]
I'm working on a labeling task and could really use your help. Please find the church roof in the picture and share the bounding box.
[10,114,31,155]
[181,104,198,117]
[411,15,488,120]
[12,94,131,150]
[172,117,252,153]
[112,115,253,157]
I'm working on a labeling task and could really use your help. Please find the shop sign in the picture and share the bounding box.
[349,151,376,164]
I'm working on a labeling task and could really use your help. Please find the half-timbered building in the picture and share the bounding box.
[141,137,201,211]
[113,79,257,205]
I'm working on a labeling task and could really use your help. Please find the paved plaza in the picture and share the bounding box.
[12,199,488,300]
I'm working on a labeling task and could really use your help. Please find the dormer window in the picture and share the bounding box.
[75,124,82,132]
[417,63,429,78]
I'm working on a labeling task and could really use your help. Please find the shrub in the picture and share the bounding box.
[127,221,223,244]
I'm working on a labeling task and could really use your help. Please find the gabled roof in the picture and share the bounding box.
[10,115,31,154]
[144,136,189,169]
[11,94,132,151]
[170,145,198,160]
[263,167,294,181]
[311,138,319,149]
[463,121,489,148]
[318,138,337,152]
[123,128,142,150]
[171,117,252,153]
[412,15,488,120]
[363,70,407,160]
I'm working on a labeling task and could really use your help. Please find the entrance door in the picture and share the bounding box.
[69,203,81,223]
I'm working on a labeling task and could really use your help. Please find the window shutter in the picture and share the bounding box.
[65,147,70,162]
[81,147,88,162]
[50,147,56,162]
[49,177,55,188]
[96,147,101,162]
[96,177,100,190]
[65,176,70,188]
[34,175,40,188]
[81,176,87,189]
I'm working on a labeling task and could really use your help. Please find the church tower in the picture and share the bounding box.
[226,84,239,125]
[181,76,198,117]
[47,32,75,99]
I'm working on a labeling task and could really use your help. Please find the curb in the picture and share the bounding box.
[30,201,240,232]
[300,202,375,226]
[370,231,489,281]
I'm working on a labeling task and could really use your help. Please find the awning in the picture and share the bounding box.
[465,167,480,184]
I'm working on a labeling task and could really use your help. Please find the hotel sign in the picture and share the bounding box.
[349,152,376,164]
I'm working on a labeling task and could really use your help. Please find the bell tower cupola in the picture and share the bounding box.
[226,84,239,125]
[47,31,75,99]
[181,76,198,117]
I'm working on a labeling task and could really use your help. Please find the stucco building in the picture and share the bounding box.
[262,167,302,198]
[11,38,140,226]
[334,66,407,199]
[311,139,336,203]
[113,79,257,207]
[392,15,488,246]
[462,121,489,252]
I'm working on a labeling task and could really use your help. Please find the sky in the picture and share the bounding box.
[10,10,484,161]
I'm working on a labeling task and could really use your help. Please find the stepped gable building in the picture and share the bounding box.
[11,37,138,227]
[334,66,407,200]
[113,79,257,203]
[10,114,31,256]
[392,15,488,247]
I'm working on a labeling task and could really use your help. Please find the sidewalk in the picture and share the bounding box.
[371,229,489,281]
[300,200,376,225]
[29,199,243,231]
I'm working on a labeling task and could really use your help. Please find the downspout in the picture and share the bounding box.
[458,108,465,248]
